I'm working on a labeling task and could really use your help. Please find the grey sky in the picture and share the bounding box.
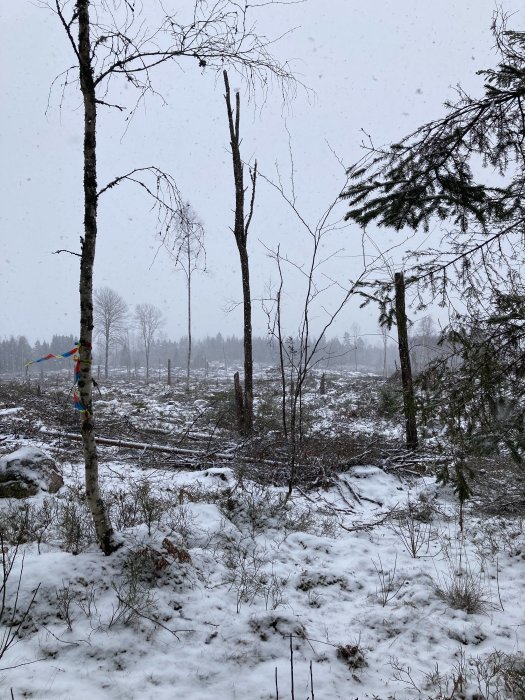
[1,0,522,345]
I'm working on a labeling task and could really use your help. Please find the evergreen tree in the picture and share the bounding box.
[342,15,525,305]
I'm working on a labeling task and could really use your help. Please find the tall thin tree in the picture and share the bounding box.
[394,272,418,449]
[223,70,257,434]
[76,0,118,553]
[160,203,205,393]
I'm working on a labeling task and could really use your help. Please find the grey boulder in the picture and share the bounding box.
[0,447,64,498]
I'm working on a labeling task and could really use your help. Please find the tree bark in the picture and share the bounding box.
[77,0,117,554]
[394,271,419,450]
[104,333,109,380]
[233,371,245,433]
[238,245,254,431]
[276,265,288,439]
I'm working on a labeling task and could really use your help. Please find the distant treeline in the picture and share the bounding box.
[0,328,442,377]
[0,335,78,375]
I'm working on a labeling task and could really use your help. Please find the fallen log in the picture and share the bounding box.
[40,428,291,469]
[41,429,212,457]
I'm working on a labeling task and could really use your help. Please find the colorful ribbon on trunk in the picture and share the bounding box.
[26,342,88,413]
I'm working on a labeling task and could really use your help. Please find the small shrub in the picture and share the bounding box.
[107,487,141,530]
[222,539,287,613]
[106,554,159,629]
[378,384,402,417]
[388,501,434,558]
[75,581,99,620]
[220,482,286,537]
[132,480,168,536]
[494,652,525,699]
[0,499,57,550]
[407,649,525,700]
[337,643,366,670]
[281,503,338,538]
[0,533,40,660]
[471,516,525,561]
[56,484,96,553]
[107,578,158,628]
[372,555,403,607]
[433,545,492,614]
[164,504,197,547]
[55,582,79,631]
[123,545,170,583]
[162,537,192,564]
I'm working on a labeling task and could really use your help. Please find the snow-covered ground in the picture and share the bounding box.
[0,373,524,699]
[0,459,522,699]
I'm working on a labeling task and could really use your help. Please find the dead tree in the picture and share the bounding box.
[224,70,257,434]
[394,272,418,449]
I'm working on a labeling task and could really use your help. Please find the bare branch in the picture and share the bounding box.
[52,248,82,257]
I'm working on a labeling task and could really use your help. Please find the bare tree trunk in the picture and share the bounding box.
[104,337,109,380]
[276,254,288,439]
[167,358,171,386]
[394,271,418,450]
[224,70,255,434]
[233,371,245,432]
[382,327,388,378]
[77,0,117,554]
[238,245,254,432]
[186,248,192,393]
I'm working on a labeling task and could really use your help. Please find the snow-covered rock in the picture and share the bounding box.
[0,447,64,498]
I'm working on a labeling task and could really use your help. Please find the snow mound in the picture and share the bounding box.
[340,465,405,509]
[200,467,235,485]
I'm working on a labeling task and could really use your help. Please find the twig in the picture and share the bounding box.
[0,657,47,672]
[289,634,295,700]
[113,593,193,639]
[42,626,91,647]
[339,510,396,532]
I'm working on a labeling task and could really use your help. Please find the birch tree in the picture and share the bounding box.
[94,287,128,379]
[50,0,295,554]
[49,0,298,552]
[135,304,163,381]
[160,203,205,393]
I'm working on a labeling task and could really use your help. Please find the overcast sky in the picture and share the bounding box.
[1,0,523,346]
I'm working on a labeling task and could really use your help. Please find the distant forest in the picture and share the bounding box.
[0,325,441,378]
